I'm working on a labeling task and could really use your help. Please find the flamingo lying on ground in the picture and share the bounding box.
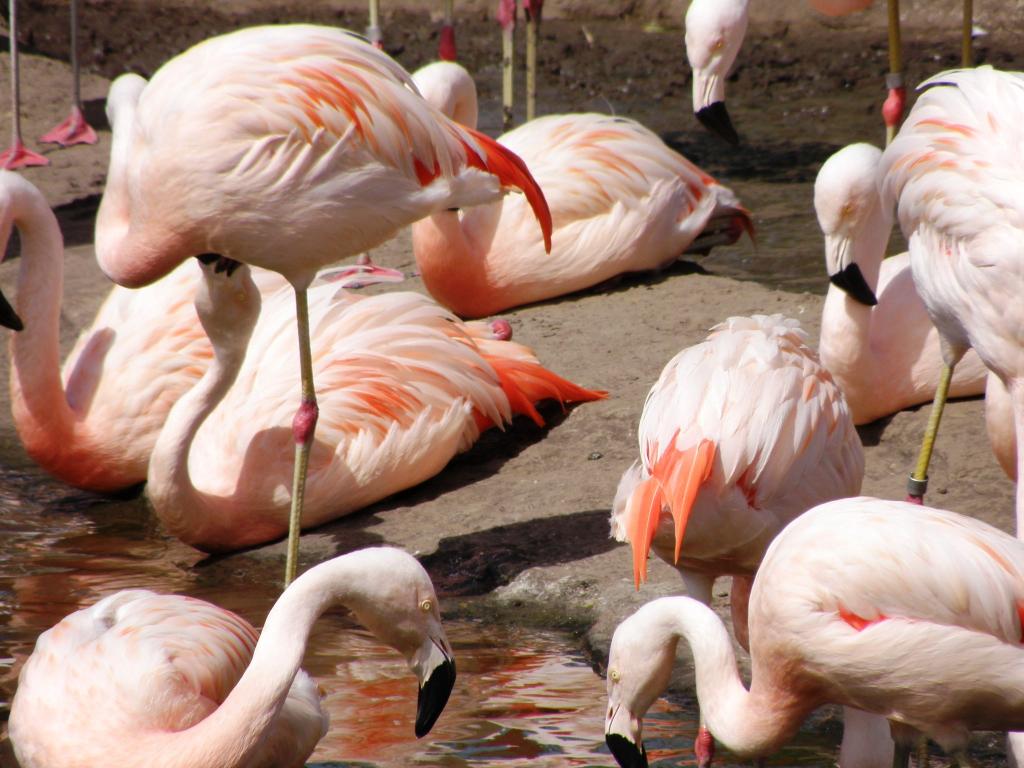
[814,142,987,425]
[683,0,974,144]
[146,253,603,553]
[605,496,1024,767]
[610,314,883,766]
[410,61,752,318]
[9,547,456,768]
[879,67,1024,513]
[93,24,553,585]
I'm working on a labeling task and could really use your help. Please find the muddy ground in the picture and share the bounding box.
[0,1,1022,765]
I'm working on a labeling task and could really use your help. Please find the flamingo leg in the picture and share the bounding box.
[907,363,955,503]
[524,0,541,122]
[961,0,973,67]
[39,0,97,147]
[500,1,515,131]
[439,0,456,60]
[0,0,48,169]
[367,0,383,49]
[284,286,319,587]
[883,0,905,147]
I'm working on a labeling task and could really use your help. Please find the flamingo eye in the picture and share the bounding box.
[713,39,725,51]
[420,599,432,613]
[842,203,855,218]
[609,668,621,682]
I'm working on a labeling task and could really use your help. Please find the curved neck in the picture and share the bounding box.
[146,313,250,544]
[139,554,368,768]
[656,598,810,757]
[411,210,497,318]
[8,185,78,457]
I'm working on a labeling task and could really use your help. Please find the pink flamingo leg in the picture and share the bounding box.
[40,0,97,147]
[2,0,48,168]
[439,0,456,60]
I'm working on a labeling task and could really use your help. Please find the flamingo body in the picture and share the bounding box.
[95,24,551,291]
[9,547,455,768]
[411,62,750,317]
[606,497,1024,764]
[148,262,604,552]
[815,142,988,425]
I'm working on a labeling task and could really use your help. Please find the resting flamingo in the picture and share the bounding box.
[605,496,1024,767]
[410,61,752,318]
[92,24,553,584]
[683,0,974,145]
[814,142,988,425]
[879,67,1024,514]
[146,253,603,553]
[9,547,456,768]
[609,314,883,766]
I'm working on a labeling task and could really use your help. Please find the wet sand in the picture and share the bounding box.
[0,2,1021,765]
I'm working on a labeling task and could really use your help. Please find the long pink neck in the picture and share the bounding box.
[411,210,501,318]
[7,185,85,477]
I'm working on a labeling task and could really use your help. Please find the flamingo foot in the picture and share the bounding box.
[439,24,457,61]
[40,105,98,147]
[0,140,49,169]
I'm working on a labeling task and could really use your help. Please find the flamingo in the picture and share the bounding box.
[0,0,47,168]
[8,546,456,768]
[145,253,603,553]
[879,67,1024,514]
[605,496,1024,768]
[410,61,752,318]
[92,24,553,585]
[38,0,98,147]
[609,314,882,766]
[683,0,974,145]
[814,142,988,425]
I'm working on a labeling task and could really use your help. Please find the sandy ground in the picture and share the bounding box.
[0,2,1021,765]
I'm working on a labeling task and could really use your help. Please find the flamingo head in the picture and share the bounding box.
[604,605,678,768]
[0,170,57,331]
[684,0,749,145]
[193,255,262,355]
[340,547,456,738]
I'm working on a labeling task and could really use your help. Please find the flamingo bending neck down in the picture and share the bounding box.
[606,497,1024,767]
[814,142,988,425]
[8,546,456,768]
[146,256,603,553]
[92,24,554,584]
[410,61,752,318]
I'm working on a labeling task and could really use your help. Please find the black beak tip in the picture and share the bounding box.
[0,289,23,331]
[695,101,740,146]
[829,262,878,306]
[415,657,456,738]
[605,733,649,768]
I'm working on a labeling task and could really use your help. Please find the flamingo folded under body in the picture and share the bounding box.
[605,496,1024,767]
[9,546,456,768]
[814,142,988,425]
[147,256,603,553]
[410,61,752,318]
[609,314,882,766]
[92,24,554,584]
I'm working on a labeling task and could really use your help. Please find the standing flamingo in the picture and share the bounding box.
[365,0,457,59]
[38,0,97,147]
[145,253,603,553]
[606,496,1024,767]
[8,547,456,768]
[410,61,752,318]
[92,24,553,585]
[609,315,883,766]
[879,67,1024,514]
[0,0,47,168]
[814,142,988,424]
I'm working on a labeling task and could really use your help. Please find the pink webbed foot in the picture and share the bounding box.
[40,105,98,147]
[0,140,49,169]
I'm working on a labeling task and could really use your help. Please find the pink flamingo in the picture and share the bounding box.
[8,547,456,768]
[605,496,1024,767]
[609,314,881,766]
[879,67,1024,513]
[410,61,752,318]
[145,254,603,553]
[814,142,988,425]
[38,0,97,147]
[92,24,553,585]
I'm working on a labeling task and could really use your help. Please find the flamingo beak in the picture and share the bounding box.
[414,636,456,737]
[0,288,23,330]
[606,702,648,768]
[829,262,878,306]
[695,101,739,146]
